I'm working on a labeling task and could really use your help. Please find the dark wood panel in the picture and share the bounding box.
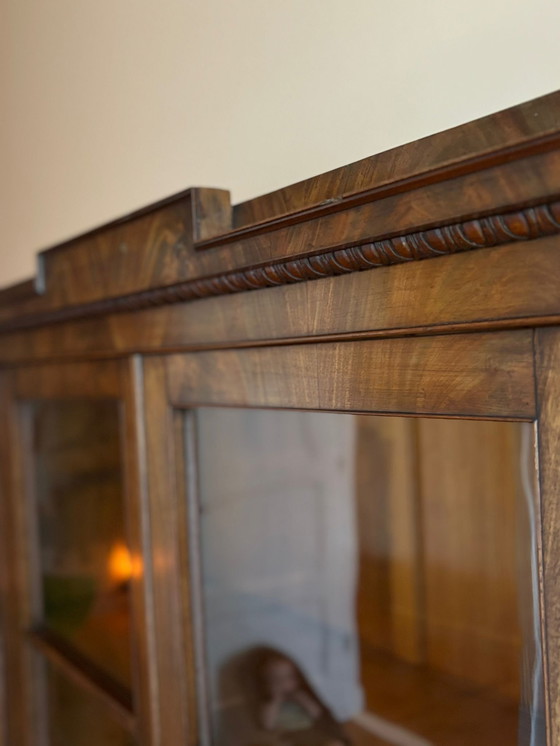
[140,357,198,746]
[0,280,39,309]
[1,197,560,339]
[0,361,160,746]
[0,371,43,746]
[1,91,560,333]
[200,150,560,252]
[0,374,14,746]
[0,88,558,746]
[1,236,560,364]
[119,357,157,746]
[13,360,120,398]
[0,188,224,325]
[189,151,560,272]
[535,327,560,746]
[417,419,524,700]
[165,331,535,419]
[4,150,560,331]
[28,630,135,731]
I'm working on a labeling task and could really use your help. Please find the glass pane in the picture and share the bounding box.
[31,400,132,688]
[194,409,544,746]
[46,663,135,746]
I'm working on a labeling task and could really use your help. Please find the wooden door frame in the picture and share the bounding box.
[0,359,156,746]
[141,325,560,746]
[1,326,558,745]
[534,327,560,746]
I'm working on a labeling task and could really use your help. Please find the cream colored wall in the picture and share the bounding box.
[1,0,559,289]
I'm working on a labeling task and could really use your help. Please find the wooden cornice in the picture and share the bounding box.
[1,89,560,334]
[0,198,559,334]
[230,90,560,231]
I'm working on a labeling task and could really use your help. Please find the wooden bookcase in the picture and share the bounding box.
[1,90,560,746]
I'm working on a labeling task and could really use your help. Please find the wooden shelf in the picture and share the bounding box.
[348,649,521,746]
[27,628,135,733]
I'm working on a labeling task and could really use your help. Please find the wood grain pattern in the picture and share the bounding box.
[0,371,45,746]
[120,357,157,746]
[0,360,159,746]
[2,235,560,364]
[202,152,560,250]
[232,89,560,230]
[417,419,523,701]
[535,327,560,746]
[131,149,560,277]
[355,417,528,703]
[1,91,560,331]
[0,373,21,746]
[174,410,208,746]
[12,360,120,398]
[2,89,560,746]
[1,199,559,336]
[355,416,424,664]
[140,357,198,746]
[165,331,535,419]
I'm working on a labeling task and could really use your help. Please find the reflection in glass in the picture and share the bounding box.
[31,401,132,688]
[194,409,544,746]
[46,663,135,746]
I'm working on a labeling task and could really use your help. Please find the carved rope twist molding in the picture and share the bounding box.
[2,199,560,332]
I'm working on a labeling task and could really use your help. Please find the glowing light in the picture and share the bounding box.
[108,542,142,584]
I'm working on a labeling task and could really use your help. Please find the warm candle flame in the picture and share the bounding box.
[108,542,140,584]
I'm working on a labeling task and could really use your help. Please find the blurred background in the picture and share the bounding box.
[1,0,559,288]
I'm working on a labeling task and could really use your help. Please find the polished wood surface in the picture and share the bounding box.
[535,328,560,745]
[1,233,560,364]
[165,332,535,419]
[140,357,198,746]
[1,190,560,338]
[12,360,121,397]
[355,417,528,693]
[0,92,560,338]
[357,649,519,746]
[0,371,46,746]
[231,90,560,230]
[1,90,560,745]
[120,357,158,746]
[0,361,151,745]
[355,417,423,664]
[417,419,524,700]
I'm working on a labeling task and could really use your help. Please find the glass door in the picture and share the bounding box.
[189,408,543,746]
[143,329,550,746]
[28,398,136,744]
[0,361,144,746]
